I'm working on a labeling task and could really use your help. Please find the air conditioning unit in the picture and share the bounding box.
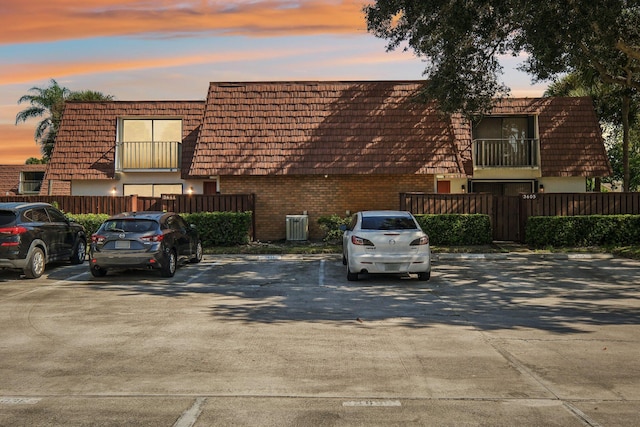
[286,215,309,241]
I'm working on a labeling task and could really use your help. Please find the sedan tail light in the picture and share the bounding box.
[140,234,165,243]
[410,236,430,246]
[91,234,106,244]
[351,235,374,246]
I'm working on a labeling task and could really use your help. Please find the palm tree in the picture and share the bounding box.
[15,79,114,160]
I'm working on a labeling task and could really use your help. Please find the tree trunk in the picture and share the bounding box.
[622,95,631,192]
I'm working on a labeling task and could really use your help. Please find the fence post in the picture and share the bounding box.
[130,194,138,212]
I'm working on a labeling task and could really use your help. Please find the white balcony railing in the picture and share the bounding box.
[116,141,181,171]
[473,138,539,168]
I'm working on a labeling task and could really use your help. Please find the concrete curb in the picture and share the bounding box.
[206,252,616,262]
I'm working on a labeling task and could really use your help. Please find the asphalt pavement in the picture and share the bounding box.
[0,251,638,426]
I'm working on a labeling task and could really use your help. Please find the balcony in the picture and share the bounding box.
[19,180,42,194]
[473,138,539,168]
[116,141,181,171]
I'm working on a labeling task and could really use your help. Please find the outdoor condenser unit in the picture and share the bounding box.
[286,215,309,241]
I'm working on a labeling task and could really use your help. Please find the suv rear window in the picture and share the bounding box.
[361,216,417,230]
[103,219,157,233]
[0,211,16,227]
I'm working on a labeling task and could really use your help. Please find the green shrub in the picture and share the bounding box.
[182,211,252,247]
[415,214,493,245]
[526,215,640,247]
[67,211,252,248]
[67,213,110,238]
[317,214,351,243]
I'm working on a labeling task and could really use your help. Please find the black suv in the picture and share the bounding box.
[0,202,87,278]
[89,211,202,278]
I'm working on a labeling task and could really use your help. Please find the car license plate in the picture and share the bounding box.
[385,263,401,272]
[115,240,130,249]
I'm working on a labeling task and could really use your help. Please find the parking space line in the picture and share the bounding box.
[318,259,325,286]
[173,397,207,427]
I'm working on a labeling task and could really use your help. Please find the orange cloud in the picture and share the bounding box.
[0,0,368,44]
[0,124,41,164]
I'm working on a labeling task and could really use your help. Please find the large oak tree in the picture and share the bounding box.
[365,0,640,190]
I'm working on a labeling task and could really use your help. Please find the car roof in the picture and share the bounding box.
[359,210,413,217]
[106,211,174,221]
[0,202,53,211]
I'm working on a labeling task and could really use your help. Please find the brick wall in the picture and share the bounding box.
[221,175,435,241]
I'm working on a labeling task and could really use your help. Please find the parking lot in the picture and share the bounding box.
[1,253,639,426]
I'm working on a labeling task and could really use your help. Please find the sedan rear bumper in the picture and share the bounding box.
[90,251,165,270]
[348,253,431,274]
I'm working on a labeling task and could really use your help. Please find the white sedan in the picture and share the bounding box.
[342,210,431,281]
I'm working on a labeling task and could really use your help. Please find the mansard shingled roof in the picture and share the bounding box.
[488,97,612,177]
[188,81,466,177]
[45,101,205,181]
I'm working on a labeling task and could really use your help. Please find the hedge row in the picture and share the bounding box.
[67,211,252,247]
[415,214,493,246]
[317,213,493,246]
[526,215,640,247]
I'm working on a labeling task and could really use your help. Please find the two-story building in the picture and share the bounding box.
[42,81,611,240]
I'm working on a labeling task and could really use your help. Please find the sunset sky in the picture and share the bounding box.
[0,0,547,164]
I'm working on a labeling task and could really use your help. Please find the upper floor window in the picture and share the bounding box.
[117,119,182,171]
[20,171,44,194]
[472,116,539,168]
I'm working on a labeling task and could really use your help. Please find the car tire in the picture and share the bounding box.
[70,237,86,265]
[418,271,431,281]
[347,267,359,281]
[190,240,203,263]
[161,250,177,277]
[90,265,107,277]
[24,247,46,279]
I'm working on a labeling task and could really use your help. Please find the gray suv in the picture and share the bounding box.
[89,211,202,278]
[0,202,87,278]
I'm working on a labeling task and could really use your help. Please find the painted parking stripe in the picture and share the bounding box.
[173,397,207,427]
[342,400,401,407]
[318,259,325,286]
[0,397,41,405]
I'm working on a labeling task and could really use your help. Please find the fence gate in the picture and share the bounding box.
[400,192,640,243]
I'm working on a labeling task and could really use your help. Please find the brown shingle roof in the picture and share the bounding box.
[486,97,612,177]
[189,81,465,176]
[0,164,46,196]
[45,101,205,181]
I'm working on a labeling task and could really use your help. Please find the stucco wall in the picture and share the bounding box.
[220,174,435,241]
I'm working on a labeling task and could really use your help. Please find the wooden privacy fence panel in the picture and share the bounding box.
[0,194,256,239]
[401,192,640,242]
[0,195,132,215]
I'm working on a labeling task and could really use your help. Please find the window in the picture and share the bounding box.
[123,184,183,197]
[117,119,182,170]
[20,171,44,194]
[22,208,49,223]
[473,116,539,168]
[46,207,67,223]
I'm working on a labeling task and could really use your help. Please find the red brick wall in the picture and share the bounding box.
[221,175,435,241]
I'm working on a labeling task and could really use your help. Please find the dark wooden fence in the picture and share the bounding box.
[401,192,640,242]
[0,193,256,238]
[0,195,133,215]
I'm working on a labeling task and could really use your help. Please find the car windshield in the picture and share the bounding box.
[0,211,16,227]
[361,216,417,230]
[103,219,157,233]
